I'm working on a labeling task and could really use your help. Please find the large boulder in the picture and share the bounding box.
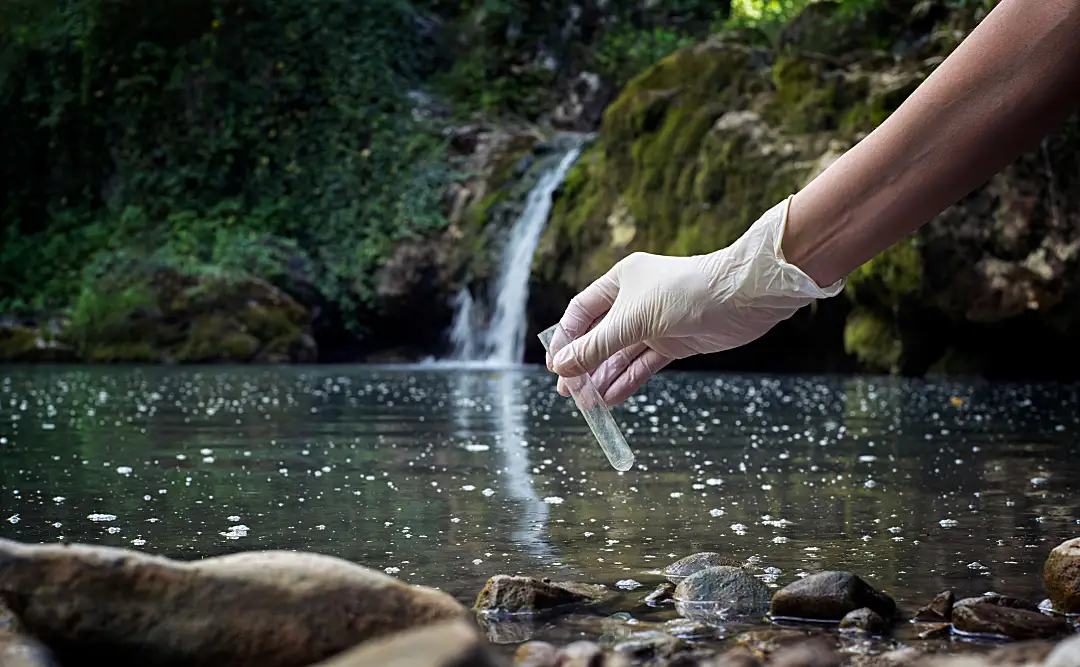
[0,538,468,667]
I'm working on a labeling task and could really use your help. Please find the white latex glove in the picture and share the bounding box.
[547,196,847,405]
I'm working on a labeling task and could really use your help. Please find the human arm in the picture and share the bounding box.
[549,0,1080,404]
[783,0,1080,286]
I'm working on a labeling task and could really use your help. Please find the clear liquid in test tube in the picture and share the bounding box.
[538,323,635,472]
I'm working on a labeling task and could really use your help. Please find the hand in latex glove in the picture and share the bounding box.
[547,196,846,405]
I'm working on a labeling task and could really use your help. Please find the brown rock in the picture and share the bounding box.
[0,603,59,667]
[950,603,1071,641]
[473,576,609,615]
[0,538,467,667]
[736,629,833,662]
[514,641,559,667]
[913,591,954,621]
[953,593,1037,612]
[914,623,951,639]
[612,631,684,659]
[307,619,503,667]
[770,571,896,622]
[1045,537,1080,614]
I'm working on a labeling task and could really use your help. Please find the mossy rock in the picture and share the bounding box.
[843,309,902,374]
[0,323,76,363]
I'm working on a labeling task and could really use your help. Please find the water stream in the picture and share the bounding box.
[447,135,587,366]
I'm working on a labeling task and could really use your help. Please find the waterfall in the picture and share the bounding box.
[446,135,586,366]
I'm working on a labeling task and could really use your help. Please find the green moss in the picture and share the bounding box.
[241,304,303,342]
[843,309,902,374]
[0,326,39,362]
[175,313,260,363]
[769,56,839,133]
[83,342,160,364]
[846,236,924,308]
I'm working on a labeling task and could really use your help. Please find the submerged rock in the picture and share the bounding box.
[839,607,887,635]
[736,629,833,662]
[769,571,896,622]
[1044,537,1080,614]
[950,603,1071,641]
[664,619,718,640]
[0,538,467,667]
[0,603,59,667]
[308,619,502,667]
[913,590,954,622]
[662,553,742,581]
[673,566,772,620]
[473,575,610,615]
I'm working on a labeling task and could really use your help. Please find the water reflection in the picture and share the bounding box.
[1,366,1079,616]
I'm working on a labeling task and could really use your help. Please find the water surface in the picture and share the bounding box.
[2,365,1078,648]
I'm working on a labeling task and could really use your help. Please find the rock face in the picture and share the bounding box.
[769,572,895,622]
[533,0,1080,379]
[473,575,610,616]
[1044,537,1080,614]
[0,538,467,667]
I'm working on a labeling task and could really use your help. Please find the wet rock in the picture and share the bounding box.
[474,576,610,615]
[768,638,844,667]
[613,631,685,659]
[308,619,502,667]
[701,647,762,667]
[0,603,60,667]
[673,566,772,619]
[839,607,887,635]
[557,641,605,667]
[663,553,742,581]
[664,619,718,640]
[950,603,1071,641]
[953,593,1038,612]
[514,641,559,667]
[770,572,896,622]
[0,538,467,667]
[646,583,676,605]
[913,591,954,621]
[849,647,925,667]
[1044,537,1080,614]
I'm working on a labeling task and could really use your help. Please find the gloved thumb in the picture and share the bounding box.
[551,304,646,378]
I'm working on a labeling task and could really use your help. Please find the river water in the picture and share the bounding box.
[1,365,1078,652]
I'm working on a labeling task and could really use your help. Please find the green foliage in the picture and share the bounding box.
[0,0,455,331]
[593,26,698,88]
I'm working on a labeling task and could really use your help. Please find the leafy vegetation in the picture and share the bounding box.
[0,0,454,329]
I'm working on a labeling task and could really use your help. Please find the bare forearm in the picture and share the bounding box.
[783,0,1080,287]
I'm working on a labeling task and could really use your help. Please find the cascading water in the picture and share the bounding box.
[446,135,586,366]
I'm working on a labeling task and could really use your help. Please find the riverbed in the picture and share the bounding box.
[1,365,1077,656]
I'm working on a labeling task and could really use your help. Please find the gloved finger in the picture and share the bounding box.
[547,315,602,371]
[590,342,648,398]
[552,292,647,378]
[602,347,672,407]
[546,269,620,370]
[559,270,619,339]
